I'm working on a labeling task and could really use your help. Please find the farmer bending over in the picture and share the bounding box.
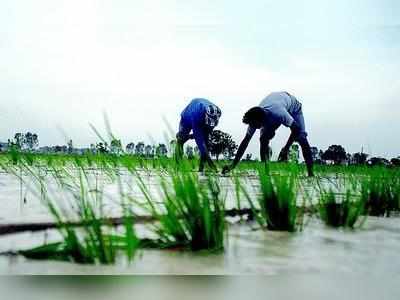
[222,92,314,176]
[176,98,222,172]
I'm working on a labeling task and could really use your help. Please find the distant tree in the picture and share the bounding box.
[126,142,135,154]
[156,143,168,157]
[367,157,390,167]
[96,142,108,153]
[110,139,123,155]
[352,152,368,165]
[310,147,324,164]
[67,139,73,154]
[390,157,400,167]
[54,145,68,153]
[185,145,195,159]
[9,132,39,151]
[13,133,24,149]
[244,153,253,161]
[31,133,38,150]
[346,153,352,165]
[209,130,237,161]
[135,142,145,156]
[145,144,154,157]
[24,132,39,151]
[24,132,33,150]
[322,145,347,165]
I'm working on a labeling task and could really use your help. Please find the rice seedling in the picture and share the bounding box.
[318,189,367,228]
[238,165,300,232]
[2,129,400,268]
[134,165,226,251]
[4,145,226,262]
[18,168,126,264]
[313,173,368,228]
[2,154,140,265]
[361,169,400,217]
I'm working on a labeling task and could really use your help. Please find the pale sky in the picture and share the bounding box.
[1,0,399,158]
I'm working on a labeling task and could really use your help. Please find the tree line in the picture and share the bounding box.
[311,144,400,167]
[1,132,399,166]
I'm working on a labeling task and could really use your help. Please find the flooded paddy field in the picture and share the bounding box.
[0,153,399,294]
[0,171,260,225]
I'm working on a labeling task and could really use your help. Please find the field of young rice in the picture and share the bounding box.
[0,152,399,276]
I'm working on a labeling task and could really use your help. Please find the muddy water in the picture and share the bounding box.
[0,171,261,224]
[0,217,399,276]
[0,215,399,300]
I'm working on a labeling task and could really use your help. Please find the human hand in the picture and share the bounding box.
[222,165,233,175]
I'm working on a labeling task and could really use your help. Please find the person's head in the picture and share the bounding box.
[205,105,222,128]
[243,107,265,128]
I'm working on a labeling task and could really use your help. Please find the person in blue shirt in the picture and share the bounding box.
[223,92,314,177]
[176,98,222,171]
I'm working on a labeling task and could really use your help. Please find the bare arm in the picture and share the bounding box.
[260,139,271,162]
[222,134,252,174]
[234,135,252,167]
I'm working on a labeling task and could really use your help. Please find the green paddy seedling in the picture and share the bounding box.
[134,164,226,251]
[361,169,400,217]
[238,165,300,232]
[318,189,367,228]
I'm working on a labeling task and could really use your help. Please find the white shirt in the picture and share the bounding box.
[246,91,302,138]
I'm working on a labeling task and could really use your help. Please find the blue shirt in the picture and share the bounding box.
[181,98,218,157]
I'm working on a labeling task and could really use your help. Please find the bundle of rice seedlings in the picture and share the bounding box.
[319,189,366,228]
[135,167,225,251]
[362,170,400,217]
[238,166,299,232]
[16,164,139,264]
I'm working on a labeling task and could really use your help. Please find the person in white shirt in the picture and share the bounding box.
[223,91,314,176]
